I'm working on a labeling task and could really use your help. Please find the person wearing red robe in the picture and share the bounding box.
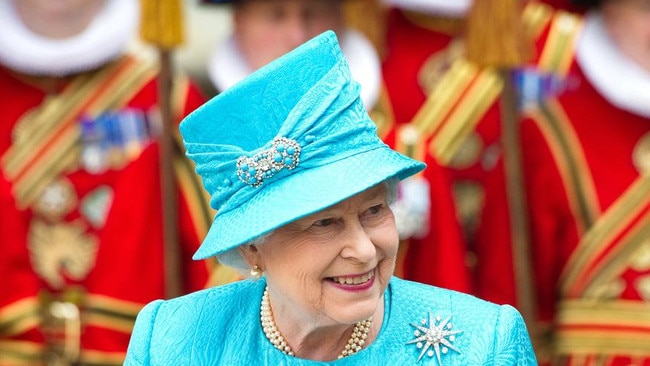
[0,1,214,364]
[376,0,473,292]
[474,0,650,363]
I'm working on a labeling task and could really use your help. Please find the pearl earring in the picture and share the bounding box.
[250,265,262,279]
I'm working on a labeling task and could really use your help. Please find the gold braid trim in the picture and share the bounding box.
[0,340,44,366]
[1,51,159,209]
[0,297,40,337]
[411,59,477,139]
[527,99,600,235]
[76,349,126,366]
[83,294,143,333]
[429,68,502,165]
[522,1,554,42]
[560,178,650,298]
[555,299,650,356]
[538,10,583,77]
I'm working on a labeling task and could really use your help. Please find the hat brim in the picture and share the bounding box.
[193,144,424,260]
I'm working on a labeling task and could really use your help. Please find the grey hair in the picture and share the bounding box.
[215,177,400,275]
[216,232,272,275]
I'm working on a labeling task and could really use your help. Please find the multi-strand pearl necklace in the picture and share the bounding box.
[260,287,373,359]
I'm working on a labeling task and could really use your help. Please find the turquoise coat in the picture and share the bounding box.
[125,277,537,365]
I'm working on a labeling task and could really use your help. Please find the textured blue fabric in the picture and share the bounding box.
[180,31,425,260]
[124,278,538,365]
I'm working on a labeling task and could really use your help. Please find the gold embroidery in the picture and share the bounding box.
[452,182,485,239]
[448,132,484,169]
[27,220,98,289]
[632,133,650,175]
[419,40,465,96]
[630,239,650,271]
[42,301,81,365]
[587,277,625,300]
[32,178,77,222]
[637,275,650,300]
[39,288,86,366]
[12,107,39,145]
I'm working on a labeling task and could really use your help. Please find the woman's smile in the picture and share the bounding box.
[326,269,376,290]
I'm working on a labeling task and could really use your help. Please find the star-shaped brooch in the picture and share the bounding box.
[407,312,463,364]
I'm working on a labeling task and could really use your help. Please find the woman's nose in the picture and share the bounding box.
[339,223,376,262]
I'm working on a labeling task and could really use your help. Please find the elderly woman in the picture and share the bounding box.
[124,31,537,365]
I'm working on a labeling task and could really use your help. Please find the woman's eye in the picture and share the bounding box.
[366,204,384,216]
[313,218,336,227]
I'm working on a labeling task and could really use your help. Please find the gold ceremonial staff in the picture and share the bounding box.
[139,0,184,299]
[465,0,538,347]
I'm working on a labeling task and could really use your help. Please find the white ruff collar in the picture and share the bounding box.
[208,29,381,110]
[576,11,650,118]
[0,0,138,76]
[381,0,470,16]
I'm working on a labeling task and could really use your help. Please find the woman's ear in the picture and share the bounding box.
[239,245,263,279]
[238,244,260,268]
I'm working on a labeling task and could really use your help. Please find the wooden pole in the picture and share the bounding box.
[139,0,185,299]
[158,49,182,299]
[465,0,538,337]
[499,69,537,330]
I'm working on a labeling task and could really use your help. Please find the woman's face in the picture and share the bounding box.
[233,0,344,70]
[11,0,106,38]
[249,183,398,327]
[601,0,650,72]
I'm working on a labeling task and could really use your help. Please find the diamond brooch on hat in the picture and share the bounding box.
[236,137,301,187]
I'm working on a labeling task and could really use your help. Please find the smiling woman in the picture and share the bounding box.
[123,31,537,365]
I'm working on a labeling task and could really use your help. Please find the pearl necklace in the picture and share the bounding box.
[260,287,373,359]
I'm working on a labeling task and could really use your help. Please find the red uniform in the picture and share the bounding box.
[475,6,650,365]
[0,50,214,365]
[381,6,471,293]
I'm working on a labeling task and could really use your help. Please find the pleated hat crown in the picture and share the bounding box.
[181,31,425,260]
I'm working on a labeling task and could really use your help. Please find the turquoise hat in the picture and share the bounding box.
[181,31,425,260]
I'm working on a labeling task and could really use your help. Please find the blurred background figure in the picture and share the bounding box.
[472,0,650,364]
[380,0,470,144]
[205,0,386,130]
[378,0,587,294]
[199,0,471,293]
[0,0,216,364]
[374,0,472,292]
[379,0,475,292]
[481,0,650,365]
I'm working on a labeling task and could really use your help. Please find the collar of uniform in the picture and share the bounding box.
[576,11,650,118]
[0,0,138,76]
[207,28,381,110]
[383,0,470,17]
